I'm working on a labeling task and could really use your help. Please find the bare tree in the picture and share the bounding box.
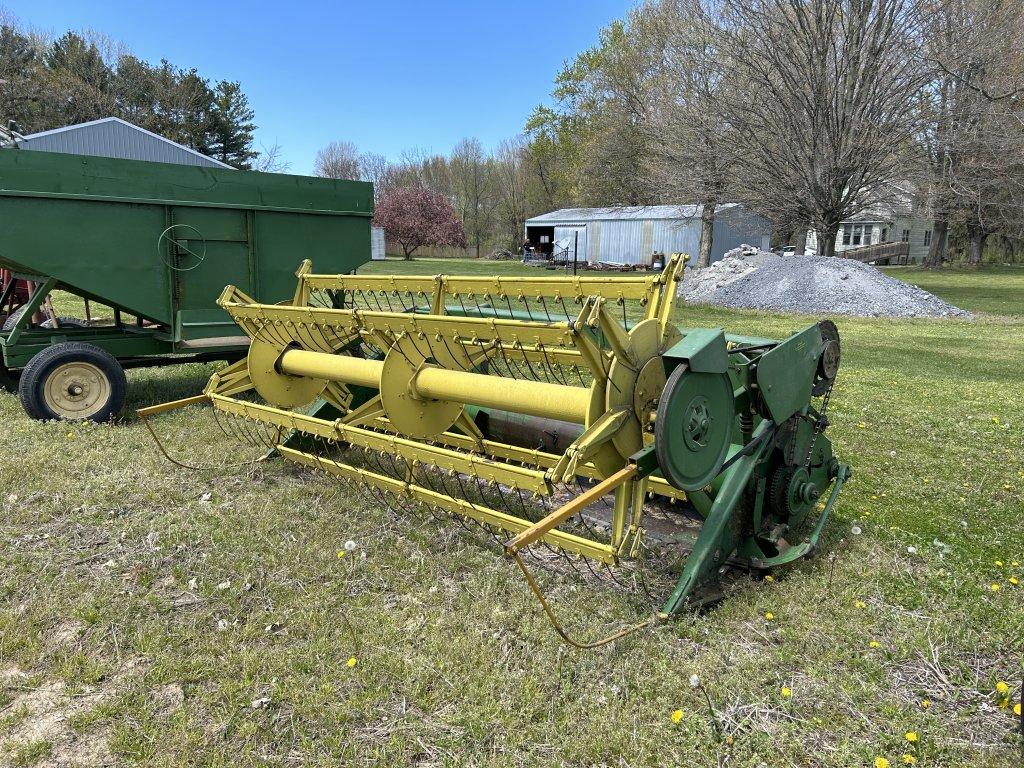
[634,0,747,266]
[450,137,496,258]
[253,141,290,173]
[918,0,1024,266]
[720,0,925,256]
[358,151,393,201]
[493,136,530,253]
[314,140,361,180]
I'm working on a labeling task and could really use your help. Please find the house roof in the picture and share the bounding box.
[526,203,743,224]
[18,117,233,169]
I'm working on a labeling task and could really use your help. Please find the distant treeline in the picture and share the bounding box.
[0,22,260,169]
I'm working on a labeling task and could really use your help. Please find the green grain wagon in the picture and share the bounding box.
[0,149,372,421]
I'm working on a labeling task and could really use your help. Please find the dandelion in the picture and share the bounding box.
[854,600,867,609]
[996,681,1009,695]
[336,550,346,558]
[907,546,917,555]
[1014,702,1021,717]
[852,525,863,535]
[1010,577,1020,586]
[902,755,917,765]
[689,674,701,689]
[875,757,891,768]
[781,686,792,698]
[1012,561,1020,567]
[858,422,867,429]
[989,583,1001,592]
[764,612,775,621]
[671,709,683,724]
[66,431,74,439]
[995,560,1004,567]
[905,731,918,743]
[344,539,357,551]
[919,699,931,709]
[869,640,881,648]
[763,575,774,583]
[347,656,358,668]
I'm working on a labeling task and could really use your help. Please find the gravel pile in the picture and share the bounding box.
[680,245,971,318]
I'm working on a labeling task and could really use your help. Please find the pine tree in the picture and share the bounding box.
[208,80,257,169]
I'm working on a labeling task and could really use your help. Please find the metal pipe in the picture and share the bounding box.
[278,347,591,424]
[413,367,590,424]
[279,348,382,389]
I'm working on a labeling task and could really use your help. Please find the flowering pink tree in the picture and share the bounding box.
[373,186,467,259]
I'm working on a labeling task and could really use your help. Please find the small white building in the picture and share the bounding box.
[524,204,771,267]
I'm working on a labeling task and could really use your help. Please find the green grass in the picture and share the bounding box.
[1,262,1022,766]
[882,265,1024,315]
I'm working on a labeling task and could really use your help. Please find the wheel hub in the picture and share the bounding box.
[44,362,109,418]
[683,397,712,449]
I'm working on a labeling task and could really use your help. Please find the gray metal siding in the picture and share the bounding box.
[598,220,644,264]
[651,219,701,262]
[20,120,226,168]
[712,209,772,263]
[528,205,769,266]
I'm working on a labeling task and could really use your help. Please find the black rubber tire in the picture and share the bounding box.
[41,316,91,329]
[2,308,89,331]
[18,342,127,422]
[2,305,29,331]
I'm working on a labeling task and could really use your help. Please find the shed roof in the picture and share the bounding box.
[526,203,742,224]
[18,117,232,169]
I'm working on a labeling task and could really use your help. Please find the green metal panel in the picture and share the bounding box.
[754,325,822,423]
[170,206,253,341]
[0,149,373,349]
[662,328,729,374]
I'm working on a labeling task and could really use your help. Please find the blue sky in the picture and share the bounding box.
[2,0,632,173]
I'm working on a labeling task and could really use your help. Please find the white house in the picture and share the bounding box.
[525,204,772,267]
[806,186,939,263]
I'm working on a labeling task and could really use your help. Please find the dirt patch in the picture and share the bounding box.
[0,668,114,767]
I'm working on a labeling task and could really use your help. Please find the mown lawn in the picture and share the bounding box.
[1,261,1021,767]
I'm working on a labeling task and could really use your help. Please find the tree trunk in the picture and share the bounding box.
[819,226,839,257]
[923,219,948,268]
[968,229,985,265]
[697,201,717,268]
[793,228,808,256]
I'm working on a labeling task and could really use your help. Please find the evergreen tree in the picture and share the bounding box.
[208,80,257,169]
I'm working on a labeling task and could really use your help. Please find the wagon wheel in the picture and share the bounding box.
[18,342,127,422]
[158,224,207,271]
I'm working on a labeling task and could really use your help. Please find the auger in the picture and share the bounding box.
[141,254,850,645]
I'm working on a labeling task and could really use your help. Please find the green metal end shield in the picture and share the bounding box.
[655,364,734,491]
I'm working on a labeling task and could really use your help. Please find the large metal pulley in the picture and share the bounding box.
[654,363,735,491]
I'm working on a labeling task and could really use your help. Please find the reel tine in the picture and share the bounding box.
[222,411,252,447]
[211,405,234,439]
[538,296,554,322]
[538,344,569,386]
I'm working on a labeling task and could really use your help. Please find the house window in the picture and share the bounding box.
[881,228,888,242]
[852,224,863,246]
[923,230,932,246]
[842,224,866,246]
[900,229,910,242]
[842,227,851,246]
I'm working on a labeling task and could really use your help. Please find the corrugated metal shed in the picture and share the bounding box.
[16,117,232,169]
[526,204,770,266]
